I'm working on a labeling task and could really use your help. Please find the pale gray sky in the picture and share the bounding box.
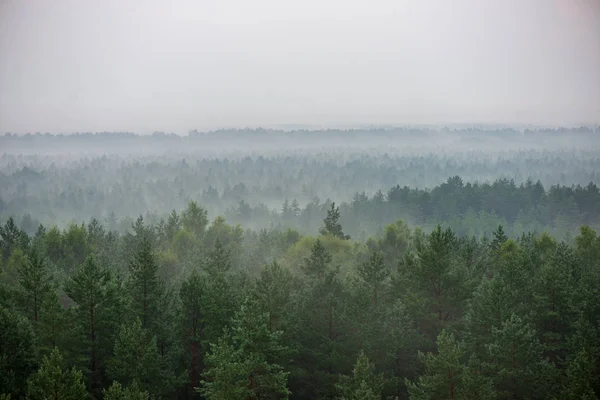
[0,0,599,133]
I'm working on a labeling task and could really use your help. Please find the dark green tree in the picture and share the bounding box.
[406,330,495,400]
[0,306,37,398]
[199,296,290,400]
[17,249,53,325]
[103,381,151,400]
[320,202,350,240]
[336,351,384,400]
[127,238,164,331]
[26,348,87,400]
[485,314,555,400]
[179,269,205,395]
[64,254,122,394]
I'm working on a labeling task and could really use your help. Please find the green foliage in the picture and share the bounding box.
[336,351,384,400]
[320,202,350,240]
[182,201,209,238]
[103,381,151,400]
[26,347,87,400]
[485,314,555,399]
[127,238,164,331]
[357,250,389,306]
[17,248,54,324]
[108,318,177,397]
[406,330,495,400]
[0,306,37,397]
[64,254,122,394]
[199,297,290,400]
[2,192,600,400]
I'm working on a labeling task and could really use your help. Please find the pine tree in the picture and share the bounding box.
[357,250,389,306]
[485,314,555,400]
[179,269,205,395]
[336,351,384,400]
[17,248,54,325]
[199,296,290,400]
[64,254,122,394]
[182,201,209,238]
[558,348,598,400]
[294,240,348,399]
[0,306,37,398]
[320,202,350,240]
[490,225,508,252]
[0,217,29,262]
[166,210,182,242]
[406,330,495,400]
[397,226,467,339]
[26,348,87,400]
[200,240,236,345]
[127,238,164,331]
[302,239,333,279]
[406,330,465,400]
[254,261,294,332]
[103,381,151,400]
[108,318,176,398]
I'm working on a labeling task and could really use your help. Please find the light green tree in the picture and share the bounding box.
[26,348,87,400]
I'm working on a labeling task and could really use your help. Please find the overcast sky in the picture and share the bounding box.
[0,0,599,133]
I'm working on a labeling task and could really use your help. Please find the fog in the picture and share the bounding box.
[1,0,599,134]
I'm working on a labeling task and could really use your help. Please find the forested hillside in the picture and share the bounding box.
[1,129,600,399]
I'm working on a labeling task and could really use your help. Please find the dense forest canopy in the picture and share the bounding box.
[1,128,600,399]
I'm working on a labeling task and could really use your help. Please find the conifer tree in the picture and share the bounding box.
[485,314,555,399]
[201,240,236,345]
[179,269,205,394]
[26,348,87,400]
[64,254,122,394]
[199,296,290,400]
[406,330,495,400]
[336,351,384,400]
[0,306,37,398]
[17,248,53,325]
[320,202,350,240]
[103,381,151,400]
[182,201,209,238]
[302,239,333,279]
[254,261,294,332]
[127,238,164,331]
[357,250,389,306]
[109,318,177,398]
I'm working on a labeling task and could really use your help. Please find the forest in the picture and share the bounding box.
[1,128,600,399]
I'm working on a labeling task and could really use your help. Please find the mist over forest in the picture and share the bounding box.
[2,0,600,397]
[2,127,599,242]
[2,126,600,400]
